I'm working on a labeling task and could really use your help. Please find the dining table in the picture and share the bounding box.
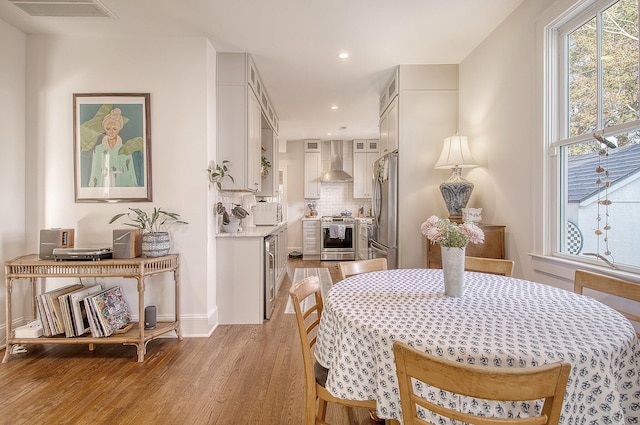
[314,268,640,424]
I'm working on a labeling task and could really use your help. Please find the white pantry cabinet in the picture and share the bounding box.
[304,151,322,199]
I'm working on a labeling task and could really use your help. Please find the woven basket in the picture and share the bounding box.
[142,232,170,257]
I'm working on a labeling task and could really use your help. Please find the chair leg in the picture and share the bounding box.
[317,398,328,422]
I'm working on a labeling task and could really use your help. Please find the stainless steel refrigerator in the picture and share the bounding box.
[371,151,398,269]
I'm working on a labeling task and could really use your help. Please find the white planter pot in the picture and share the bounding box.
[142,232,170,257]
[441,246,465,297]
[222,217,241,233]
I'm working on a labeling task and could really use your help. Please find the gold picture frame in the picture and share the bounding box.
[73,93,152,202]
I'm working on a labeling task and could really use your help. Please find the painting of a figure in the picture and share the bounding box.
[74,93,152,202]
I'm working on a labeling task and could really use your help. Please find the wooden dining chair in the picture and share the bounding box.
[574,270,640,337]
[393,341,571,425]
[338,258,388,280]
[464,256,515,276]
[289,276,378,425]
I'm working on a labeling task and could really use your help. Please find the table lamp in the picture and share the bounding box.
[434,135,477,222]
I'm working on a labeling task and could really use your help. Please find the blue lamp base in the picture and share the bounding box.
[439,167,474,222]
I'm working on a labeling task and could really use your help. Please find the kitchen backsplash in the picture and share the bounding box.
[307,140,372,217]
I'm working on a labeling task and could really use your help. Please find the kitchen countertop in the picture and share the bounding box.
[216,221,287,238]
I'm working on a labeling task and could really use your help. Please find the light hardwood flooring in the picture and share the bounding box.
[0,259,376,425]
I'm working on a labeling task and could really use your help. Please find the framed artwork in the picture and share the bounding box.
[73,93,152,202]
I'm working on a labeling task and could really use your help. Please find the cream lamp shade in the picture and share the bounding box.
[434,135,477,169]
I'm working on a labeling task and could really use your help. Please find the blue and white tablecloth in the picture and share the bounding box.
[314,268,640,424]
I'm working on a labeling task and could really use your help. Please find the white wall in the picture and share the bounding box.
[281,141,306,250]
[0,19,28,331]
[23,34,215,335]
[458,0,564,284]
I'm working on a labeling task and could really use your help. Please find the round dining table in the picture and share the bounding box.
[314,268,640,424]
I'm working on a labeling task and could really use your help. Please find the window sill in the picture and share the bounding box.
[529,253,640,284]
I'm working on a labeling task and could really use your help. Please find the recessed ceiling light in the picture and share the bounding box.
[338,52,349,59]
[327,132,332,136]
[331,105,338,110]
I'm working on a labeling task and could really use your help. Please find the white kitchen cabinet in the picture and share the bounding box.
[302,219,320,260]
[379,96,398,157]
[216,223,287,325]
[353,139,378,198]
[217,52,279,192]
[304,139,321,152]
[353,151,378,199]
[304,152,322,199]
[356,219,373,260]
[353,139,379,153]
[216,235,265,324]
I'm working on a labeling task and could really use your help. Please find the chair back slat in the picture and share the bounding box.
[464,256,515,276]
[574,270,640,337]
[338,258,388,280]
[393,341,571,425]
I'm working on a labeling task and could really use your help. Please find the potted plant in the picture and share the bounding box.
[261,156,271,178]
[216,202,249,233]
[109,207,188,257]
[208,160,234,190]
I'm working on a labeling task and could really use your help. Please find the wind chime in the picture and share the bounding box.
[584,131,617,268]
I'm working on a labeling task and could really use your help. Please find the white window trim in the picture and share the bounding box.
[533,0,640,281]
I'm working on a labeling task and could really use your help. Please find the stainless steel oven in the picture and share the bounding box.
[320,216,355,260]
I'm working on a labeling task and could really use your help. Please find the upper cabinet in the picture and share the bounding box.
[379,97,398,157]
[217,53,279,192]
[353,140,379,199]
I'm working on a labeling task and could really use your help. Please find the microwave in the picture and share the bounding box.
[252,203,282,226]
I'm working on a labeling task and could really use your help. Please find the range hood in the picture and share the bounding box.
[320,140,353,183]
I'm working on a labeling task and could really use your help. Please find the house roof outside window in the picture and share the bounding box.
[568,143,640,203]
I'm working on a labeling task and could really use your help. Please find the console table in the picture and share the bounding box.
[3,254,182,363]
[425,224,506,268]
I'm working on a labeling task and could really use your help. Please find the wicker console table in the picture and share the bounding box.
[3,254,182,363]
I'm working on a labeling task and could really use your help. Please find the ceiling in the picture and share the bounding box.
[0,0,525,142]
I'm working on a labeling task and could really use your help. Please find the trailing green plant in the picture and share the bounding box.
[216,202,249,225]
[261,156,271,177]
[109,207,188,234]
[208,160,234,190]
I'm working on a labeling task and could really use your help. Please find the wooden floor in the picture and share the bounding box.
[0,259,376,425]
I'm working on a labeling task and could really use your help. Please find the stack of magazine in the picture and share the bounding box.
[36,284,131,338]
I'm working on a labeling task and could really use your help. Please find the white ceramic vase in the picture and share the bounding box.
[222,216,241,233]
[441,246,465,297]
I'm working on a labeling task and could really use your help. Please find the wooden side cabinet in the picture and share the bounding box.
[425,224,506,269]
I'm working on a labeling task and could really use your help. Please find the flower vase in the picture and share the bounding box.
[441,246,465,297]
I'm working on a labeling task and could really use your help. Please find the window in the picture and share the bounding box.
[552,0,640,271]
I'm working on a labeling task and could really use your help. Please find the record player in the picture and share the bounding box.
[52,247,113,261]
